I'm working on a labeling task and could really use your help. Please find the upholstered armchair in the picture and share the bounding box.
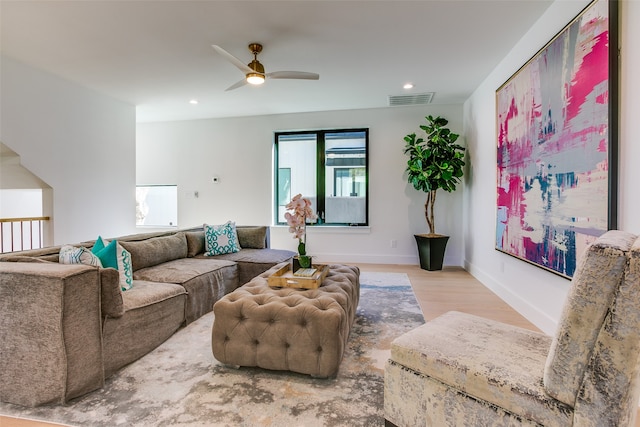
[384,230,640,426]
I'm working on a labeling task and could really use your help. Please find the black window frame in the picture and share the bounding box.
[274,128,369,226]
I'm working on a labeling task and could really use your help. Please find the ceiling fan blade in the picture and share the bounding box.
[225,78,249,92]
[266,71,319,80]
[212,45,253,74]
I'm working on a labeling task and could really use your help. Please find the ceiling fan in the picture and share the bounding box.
[212,43,320,91]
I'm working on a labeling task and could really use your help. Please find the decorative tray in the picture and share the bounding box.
[267,263,330,289]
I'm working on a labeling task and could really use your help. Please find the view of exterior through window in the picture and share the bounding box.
[136,185,178,227]
[275,129,368,226]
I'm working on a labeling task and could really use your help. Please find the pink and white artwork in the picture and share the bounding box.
[496,0,614,278]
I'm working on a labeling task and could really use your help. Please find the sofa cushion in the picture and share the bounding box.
[102,280,187,377]
[210,248,295,285]
[204,222,240,256]
[185,231,205,257]
[543,230,636,406]
[121,280,187,311]
[119,232,188,271]
[134,258,239,323]
[0,246,62,261]
[1,256,54,263]
[237,226,267,249]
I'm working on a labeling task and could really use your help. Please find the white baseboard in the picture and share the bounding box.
[312,252,462,267]
[312,252,418,265]
[464,259,558,335]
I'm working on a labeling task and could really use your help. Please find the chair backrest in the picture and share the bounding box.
[544,230,636,406]
[544,230,640,426]
[572,235,640,426]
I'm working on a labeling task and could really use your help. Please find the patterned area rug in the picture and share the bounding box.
[0,272,424,427]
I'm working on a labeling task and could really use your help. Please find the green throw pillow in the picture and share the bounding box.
[204,221,240,256]
[92,236,133,291]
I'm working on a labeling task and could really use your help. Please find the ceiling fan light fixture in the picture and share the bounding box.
[246,73,265,85]
[212,43,319,91]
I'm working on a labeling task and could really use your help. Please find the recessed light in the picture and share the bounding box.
[403,83,414,89]
[189,99,199,105]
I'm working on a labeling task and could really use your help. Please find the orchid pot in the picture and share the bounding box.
[285,193,317,271]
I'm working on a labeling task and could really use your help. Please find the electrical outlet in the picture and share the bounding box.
[390,239,398,248]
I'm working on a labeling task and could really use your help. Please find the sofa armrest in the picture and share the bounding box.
[100,267,124,318]
[0,262,104,406]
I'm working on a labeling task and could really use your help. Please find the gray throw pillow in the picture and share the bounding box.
[237,226,267,249]
[119,232,188,271]
[185,231,205,257]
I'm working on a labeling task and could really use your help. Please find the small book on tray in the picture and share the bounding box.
[293,268,317,277]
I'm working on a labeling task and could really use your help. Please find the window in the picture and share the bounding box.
[136,185,178,227]
[274,129,368,226]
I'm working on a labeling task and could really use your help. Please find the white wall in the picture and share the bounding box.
[0,189,42,218]
[136,105,465,265]
[462,0,640,335]
[0,56,137,244]
[618,0,640,232]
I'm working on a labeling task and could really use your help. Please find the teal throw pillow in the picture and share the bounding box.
[92,236,133,291]
[204,221,241,256]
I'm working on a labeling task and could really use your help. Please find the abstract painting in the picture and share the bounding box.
[495,0,617,278]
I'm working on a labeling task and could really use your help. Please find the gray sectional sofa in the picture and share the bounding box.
[0,226,295,407]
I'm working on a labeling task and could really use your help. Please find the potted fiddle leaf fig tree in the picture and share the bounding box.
[404,115,465,270]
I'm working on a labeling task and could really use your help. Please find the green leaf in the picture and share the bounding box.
[402,115,465,232]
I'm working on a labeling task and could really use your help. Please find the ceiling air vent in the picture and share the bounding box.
[388,92,435,107]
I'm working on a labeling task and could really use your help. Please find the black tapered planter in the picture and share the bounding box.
[414,234,449,271]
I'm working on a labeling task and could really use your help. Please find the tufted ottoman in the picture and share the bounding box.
[211,263,360,378]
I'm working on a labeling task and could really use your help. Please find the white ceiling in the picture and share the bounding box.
[0,0,553,123]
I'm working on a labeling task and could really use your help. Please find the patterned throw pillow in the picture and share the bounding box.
[204,221,241,256]
[92,236,134,291]
[59,245,103,267]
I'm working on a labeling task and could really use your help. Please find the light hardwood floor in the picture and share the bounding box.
[1,264,638,427]
[356,264,539,331]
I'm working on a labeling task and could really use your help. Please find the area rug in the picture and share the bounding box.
[0,272,424,427]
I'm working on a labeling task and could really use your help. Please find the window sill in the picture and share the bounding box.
[272,224,370,234]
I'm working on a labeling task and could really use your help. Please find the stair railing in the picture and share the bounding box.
[0,216,50,253]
